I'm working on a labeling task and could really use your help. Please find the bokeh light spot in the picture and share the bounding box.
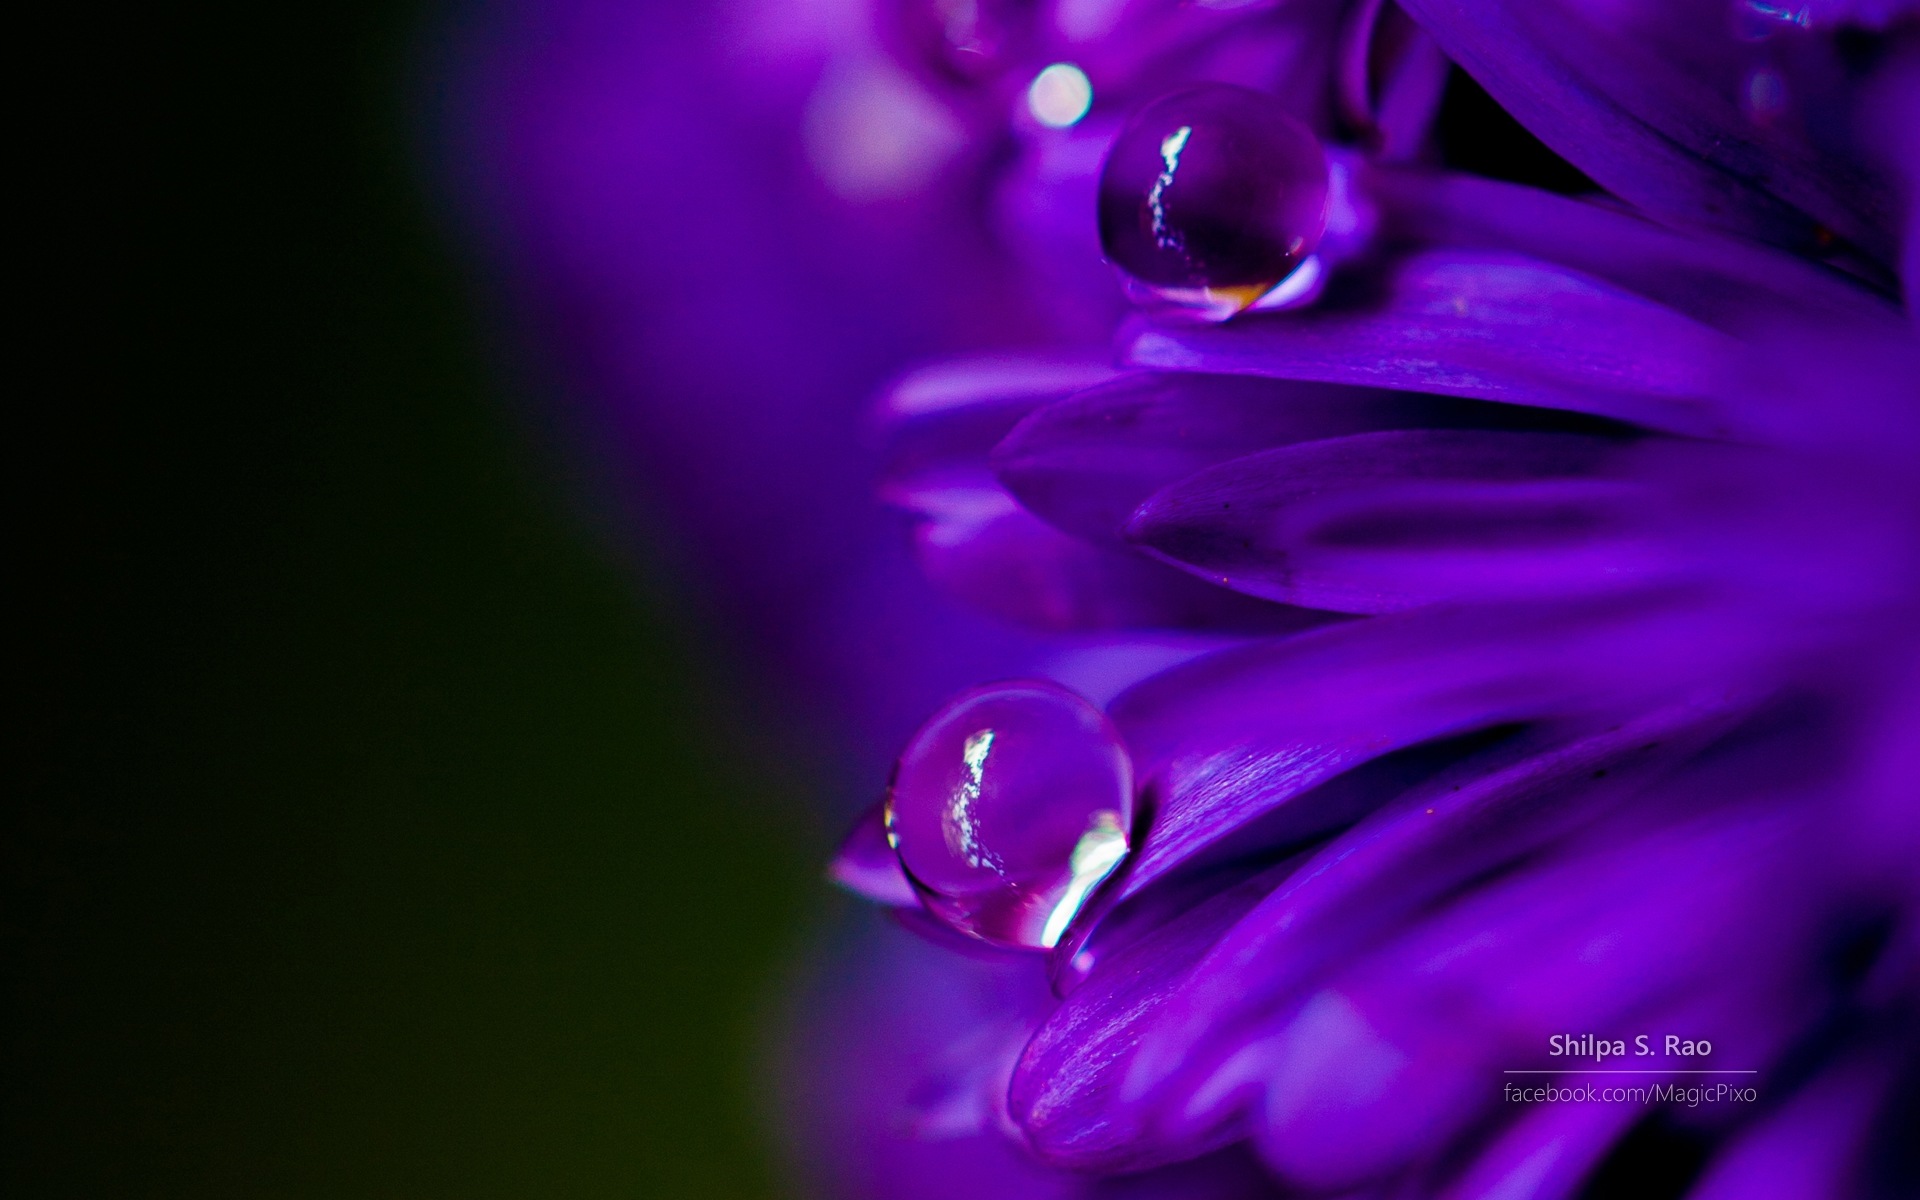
[1028,63,1093,128]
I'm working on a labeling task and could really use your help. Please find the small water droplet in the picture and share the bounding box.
[885,680,1134,950]
[1098,84,1329,303]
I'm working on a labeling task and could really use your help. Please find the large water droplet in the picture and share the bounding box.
[886,680,1134,950]
[1097,84,1329,307]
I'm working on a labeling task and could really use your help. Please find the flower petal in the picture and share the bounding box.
[1363,164,1905,342]
[1436,1099,1640,1200]
[1395,0,1900,261]
[1107,596,1774,780]
[876,355,1121,480]
[1238,808,1813,1188]
[1007,703,1752,1171]
[830,800,919,907]
[889,471,1327,631]
[1114,705,1754,1117]
[1124,250,1740,436]
[992,373,1438,545]
[1010,862,1299,1170]
[1686,1047,1902,1200]
[1337,0,1451,160]
[1806,0,1920,28]
[1126,429,1659,613]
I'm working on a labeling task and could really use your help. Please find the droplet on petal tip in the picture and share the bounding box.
[885,680,1136,950]
[1098,83,1330,315]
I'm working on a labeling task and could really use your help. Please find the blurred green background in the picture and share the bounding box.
[11,1,817,1196]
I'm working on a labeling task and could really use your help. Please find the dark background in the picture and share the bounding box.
[12,1,817,1196]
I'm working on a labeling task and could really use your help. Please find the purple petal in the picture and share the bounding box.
[1112,743,1367,903]
[1337,0,1451,160]
[1126,430,1660,613]
[784,916,1077,1200]
[1805,0,1920,28]
[1011,862,1298,1171]
[992,373,1443,545]
[830,800,919,907]
[1363,165,1905,341]
[1115,707,1749,1128]
[1435,1100,1639,1200]
[876,355,1121,481]
[1395,0,1900,261]
[1080,1146,1288,1199]
[1006,704,1750,1172]
[1107,598,1776,779]
[1055,730,1539,990]
[1686,1048,1900,1200]
[1238,809,1815,1187]
[877,355,1121,427]
[887,470,1331,632]
[1124,250,1740,436]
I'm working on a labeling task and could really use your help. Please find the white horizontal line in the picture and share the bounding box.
[1503,1070,1758,1075]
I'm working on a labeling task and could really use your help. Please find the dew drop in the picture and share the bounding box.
[885,680,1134,950]
[1097,84,1329,304]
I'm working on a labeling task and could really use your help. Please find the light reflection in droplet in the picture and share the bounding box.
[1248,254,1325,311]
[1028,62,1094,128]
[1039,810,1130,948]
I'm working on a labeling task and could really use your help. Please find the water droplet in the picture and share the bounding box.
[1097,84,1329,306]
[885,680,1134,950]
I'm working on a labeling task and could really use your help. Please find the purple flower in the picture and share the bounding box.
[819,3,1920,1198]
